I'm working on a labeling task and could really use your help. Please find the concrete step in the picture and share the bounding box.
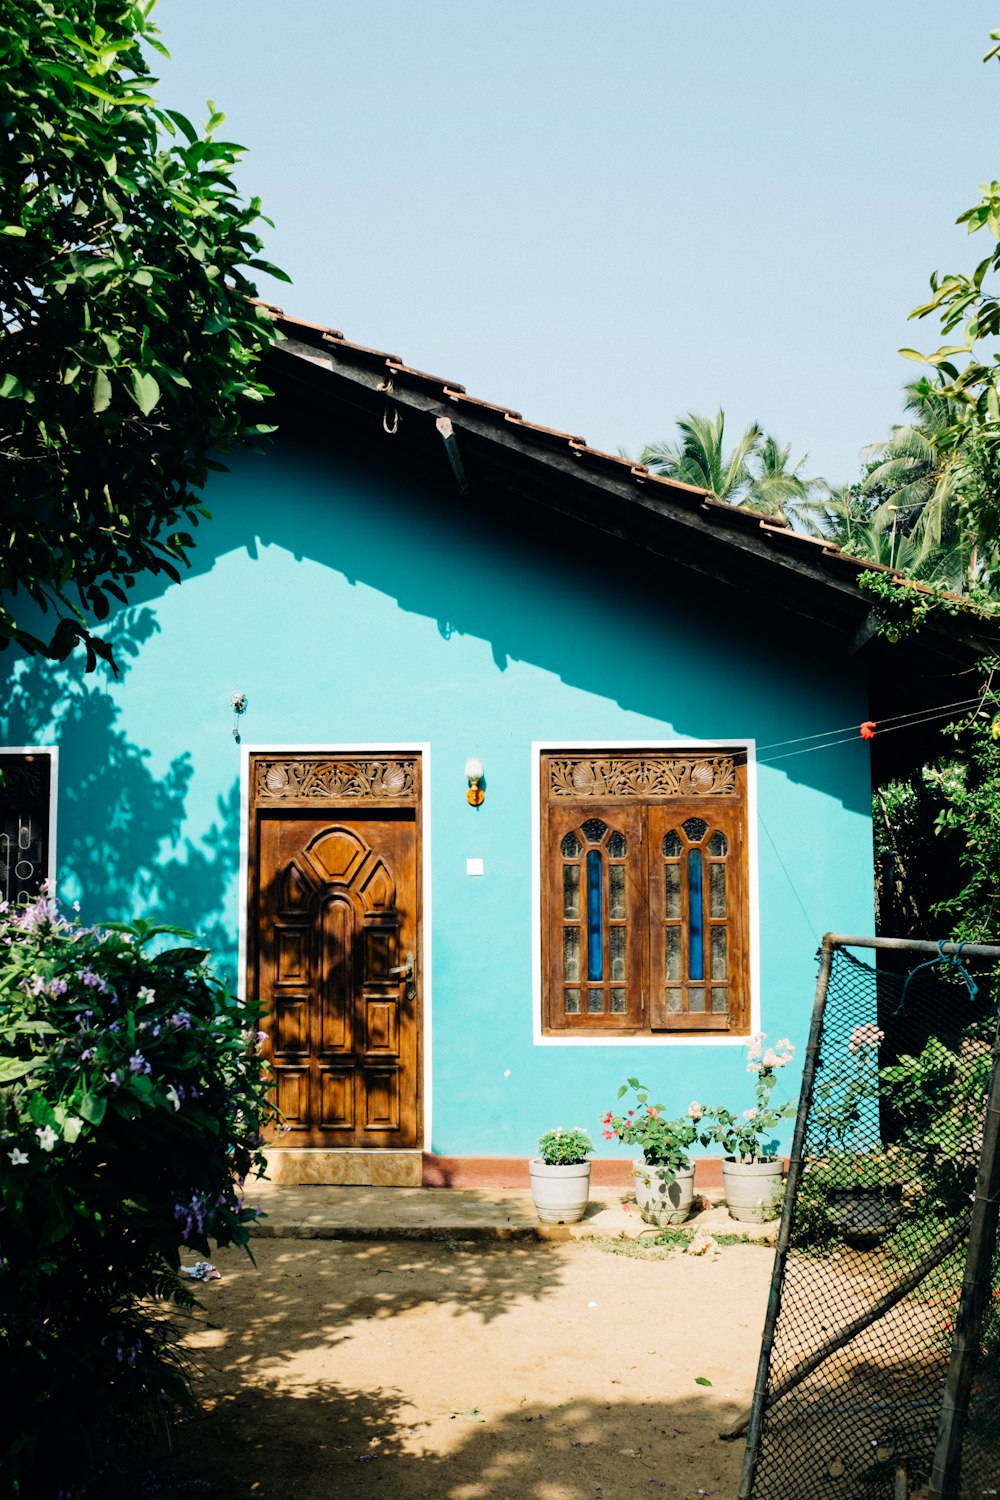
[246,1182,779,1245]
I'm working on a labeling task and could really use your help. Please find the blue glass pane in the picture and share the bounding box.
[587,849,603,981]
[687,848,704,981]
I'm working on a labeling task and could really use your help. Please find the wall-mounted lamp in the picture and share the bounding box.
[231,691,248,743]
[465,757,485,807]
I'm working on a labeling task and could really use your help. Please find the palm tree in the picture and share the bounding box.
[804,482,883,557]
[640,410,818,524]
[862,385,956,547]
[749,434,821,524]
[858,379,998,592]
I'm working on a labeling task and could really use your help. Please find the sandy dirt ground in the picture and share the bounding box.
[157,1235,774,1500]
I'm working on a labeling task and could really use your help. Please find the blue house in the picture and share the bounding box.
[2,308,991,1186]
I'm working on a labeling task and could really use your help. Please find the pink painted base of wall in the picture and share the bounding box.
[421,1155,727,1191]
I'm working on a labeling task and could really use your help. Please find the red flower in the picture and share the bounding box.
[860,721,876,740]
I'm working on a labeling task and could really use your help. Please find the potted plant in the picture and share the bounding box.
[602,1079,704,1226]
[800,1151,904,1248]
[529,1127,594,1224]
[810,1020,906,1244]
[702,1034,796,1221]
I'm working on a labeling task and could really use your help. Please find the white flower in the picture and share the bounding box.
[165,1085,181,1112]
[35,1125,58,1152]
[138,986,156,1003]
[687,1100,703,1120]
[776,1038,793,1052]
[743,1108,758,1120]
[746,1032,764,1062]
[849,1023,884,1054]
[8,1147,28,1166]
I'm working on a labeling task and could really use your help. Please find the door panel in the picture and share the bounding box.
[250,761,422,1150]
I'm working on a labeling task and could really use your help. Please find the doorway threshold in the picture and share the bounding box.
[263,1149,422,1187]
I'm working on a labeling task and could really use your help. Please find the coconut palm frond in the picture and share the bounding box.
[644,410,764,505]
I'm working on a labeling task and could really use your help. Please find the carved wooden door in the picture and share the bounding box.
[248,755,422,1149]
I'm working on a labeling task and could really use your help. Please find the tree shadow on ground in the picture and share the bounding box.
[153,1238,761,1500]
[157,1384,742,1500]
[177,1237,567,1345]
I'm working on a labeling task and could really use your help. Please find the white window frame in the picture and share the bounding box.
[531,738,759,1047]
[0,745,59,893]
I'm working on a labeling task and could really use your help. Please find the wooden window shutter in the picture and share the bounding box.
[541,751,748,1037]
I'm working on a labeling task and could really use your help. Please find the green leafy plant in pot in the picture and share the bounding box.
[702,1035,796,1221]
[529,1127,594,1224]
[805,1022,905,1247]
[602,1079,703,1226]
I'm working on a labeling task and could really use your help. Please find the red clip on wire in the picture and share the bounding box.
[859,721,876,740]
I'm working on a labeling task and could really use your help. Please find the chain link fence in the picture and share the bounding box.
[736,936,1000,1500]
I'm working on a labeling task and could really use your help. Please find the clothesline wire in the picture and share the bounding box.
[756,694,985,754]
[759,702,979,764]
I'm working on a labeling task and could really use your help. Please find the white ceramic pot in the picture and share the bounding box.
[529,1159,592,1224]
[722,1156,783,1222]
[632,1159,695,1226]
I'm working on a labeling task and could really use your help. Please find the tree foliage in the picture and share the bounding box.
[640,409,819,524]
[858,380,998,592]
[0,891,274,1494]
[897,31,1000,561]
[0,0,287,670]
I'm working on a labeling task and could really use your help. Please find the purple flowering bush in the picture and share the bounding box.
[0,886,275,1496]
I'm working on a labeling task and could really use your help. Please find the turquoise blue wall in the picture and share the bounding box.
[1,429,874,1158]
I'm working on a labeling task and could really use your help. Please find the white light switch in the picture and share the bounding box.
[466,857,484,876]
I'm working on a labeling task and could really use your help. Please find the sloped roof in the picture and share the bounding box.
[256,302,1000,679]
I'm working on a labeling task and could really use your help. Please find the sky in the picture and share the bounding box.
[156,1,999,487]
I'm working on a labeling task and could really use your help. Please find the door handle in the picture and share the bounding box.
[390,950,416,1000]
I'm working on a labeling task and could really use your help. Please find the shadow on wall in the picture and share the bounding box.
[0,608,240,980]
[121,396,870,818]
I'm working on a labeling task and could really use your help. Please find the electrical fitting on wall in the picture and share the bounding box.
[465,756,485,807]
[231,691,248,742]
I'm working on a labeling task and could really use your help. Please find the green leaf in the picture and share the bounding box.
[695,1376,713,1387]
[155,947,209,967]
[73,78,148,106]
[53,1110,84,1144]
[0,372,23,398]
[92,368,112,413]
[78,1092,107,1126]
[0,1055,47,1083]
[165,109,199,143]
[130,370,161,416]
[1,224,27,237]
